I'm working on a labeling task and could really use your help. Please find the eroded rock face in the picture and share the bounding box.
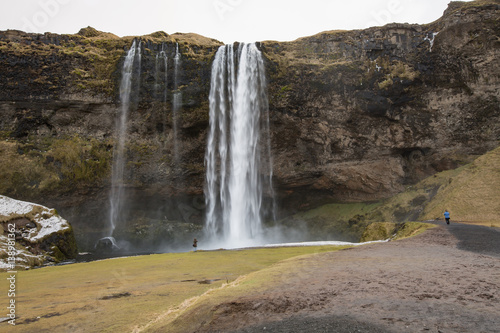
[0,2,498,248]
[262,1,500,211]
[0,195,78,270]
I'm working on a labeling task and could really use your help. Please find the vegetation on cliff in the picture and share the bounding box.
[0,135,111,199]
[0,27,221,100]
[290,145,500,240]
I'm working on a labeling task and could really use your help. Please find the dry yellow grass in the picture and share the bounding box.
[421,146,500,222]
[454,221,500,228]
[0,246,345,332]
[146,250,346,333]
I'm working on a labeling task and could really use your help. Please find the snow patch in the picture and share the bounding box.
[203,239,390,251]
[0,195,70,242]
[0,235,41,270]
[0,195,75,271]
[424,32,439,52]
[0,195,34,216]
[30,214,70,242]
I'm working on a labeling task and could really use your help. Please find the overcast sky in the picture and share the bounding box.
[0,0,472,43]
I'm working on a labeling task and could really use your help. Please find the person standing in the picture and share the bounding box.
[444,210,451,224]
[193,238,198,251]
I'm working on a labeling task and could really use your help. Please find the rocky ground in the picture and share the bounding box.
[199,222,500,333]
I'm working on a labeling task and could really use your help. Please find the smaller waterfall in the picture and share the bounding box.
[108,40,141,236]
[172,43,182,170]
[155,43,168,103]
[204,43,275,248]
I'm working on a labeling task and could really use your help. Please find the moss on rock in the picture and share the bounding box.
[0,136,111,199]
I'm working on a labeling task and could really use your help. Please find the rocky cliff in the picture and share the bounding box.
[0,1,498,250]
[263,0,499,210]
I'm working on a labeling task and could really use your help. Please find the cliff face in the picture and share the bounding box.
[263,1,499,210]
[0,2,498,248]
[0,28,222,247]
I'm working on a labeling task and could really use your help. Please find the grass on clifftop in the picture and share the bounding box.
[0,246,346,332]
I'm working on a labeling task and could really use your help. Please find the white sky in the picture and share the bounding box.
[0,0,473,43]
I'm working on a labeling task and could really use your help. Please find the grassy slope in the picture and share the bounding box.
[280,202,382,242]
[420,147,500,223]
[287,146,500,235]
[0,246,346,332]
[372,146,500,226]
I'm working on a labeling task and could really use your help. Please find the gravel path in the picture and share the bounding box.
[447,222,500,257]
[200,222,500,333]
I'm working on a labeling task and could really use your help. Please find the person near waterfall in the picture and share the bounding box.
[444,210,451,224]
[193,238,198,252]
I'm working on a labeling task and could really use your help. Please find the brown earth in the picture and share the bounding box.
[193,223,500,333]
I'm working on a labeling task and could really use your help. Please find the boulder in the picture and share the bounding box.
[0,195,77,270]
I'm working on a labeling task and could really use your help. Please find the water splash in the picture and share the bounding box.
[204,43,275,248]
[109,40,142,236]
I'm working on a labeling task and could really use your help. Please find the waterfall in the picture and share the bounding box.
[172,43,182,168]
[108,40,142,236]
[155,43,168,103]
[204,43,274,248]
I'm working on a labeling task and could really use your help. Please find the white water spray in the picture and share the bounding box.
[109,40,141,236]
[205,43,274,248]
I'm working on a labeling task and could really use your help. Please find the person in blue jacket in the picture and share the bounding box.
[444,210,451,224]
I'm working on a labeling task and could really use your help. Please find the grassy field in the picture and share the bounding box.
[0,246,349,332]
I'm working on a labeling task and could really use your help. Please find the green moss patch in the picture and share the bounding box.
[360,222,435,242]
[0,136,111,198]
[281,202,382,242]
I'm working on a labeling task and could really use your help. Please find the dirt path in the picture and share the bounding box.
[200,222,500,333]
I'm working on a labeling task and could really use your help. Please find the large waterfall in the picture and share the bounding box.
[204,43,274,248]
[108,40,142,236]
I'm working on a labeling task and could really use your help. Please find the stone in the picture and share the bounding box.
[0,195,78,270]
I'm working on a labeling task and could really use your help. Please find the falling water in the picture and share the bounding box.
[108,40,141,236]
[155,43,168,103]
[172,43,182,167]
[205,43,274,248]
